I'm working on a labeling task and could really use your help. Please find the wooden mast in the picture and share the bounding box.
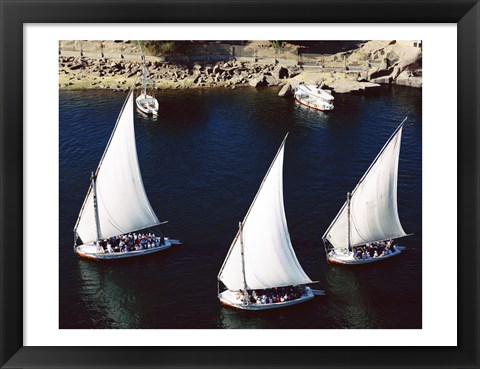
[239,221,248,292]
[91,172,101,247]
[347,192,351,252]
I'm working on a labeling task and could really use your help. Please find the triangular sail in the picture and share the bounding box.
[74,89,160,244]
[218,136,313,291]
[323,122,407,250]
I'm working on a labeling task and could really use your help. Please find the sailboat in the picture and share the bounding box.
[322,118,410,265]
[73,85,175,260]
[135,52,159,116]
[217,134,317,310]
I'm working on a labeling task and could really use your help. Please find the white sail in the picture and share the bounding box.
[218,137,313,291]
[323,123,407,250]
[74,90,160,244]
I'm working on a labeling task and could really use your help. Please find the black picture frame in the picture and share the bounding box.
[1,0,478,368]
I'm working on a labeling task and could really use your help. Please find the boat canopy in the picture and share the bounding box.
[218,136,313,290]
[297,84,334,101]
[323,122,407,250]
[74,90,160,244]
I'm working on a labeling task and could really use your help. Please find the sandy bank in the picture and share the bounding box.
[59,40,422,94]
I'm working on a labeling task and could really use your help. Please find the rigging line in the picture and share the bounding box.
[241,133,289,232]
[322,119,406,241]
[277,164,311,282]
[94,82,138,180]
[73,181,93,232]
[219,134,289,282]
[350,118,406,198]
[218,230,240,279]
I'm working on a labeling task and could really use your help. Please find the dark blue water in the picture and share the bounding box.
[59,85,422,329]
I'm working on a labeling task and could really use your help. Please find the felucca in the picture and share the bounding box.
[73,85,177,260]
[322,118,410,265]
[217,134,318,310]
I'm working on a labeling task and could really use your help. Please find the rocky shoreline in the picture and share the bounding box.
[59,40,422,94]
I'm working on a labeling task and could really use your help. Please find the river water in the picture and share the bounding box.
[59,85,422,329]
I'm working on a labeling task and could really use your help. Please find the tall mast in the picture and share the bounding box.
[322,117,407,245]
[91,172,101,243]
[347,192,351,252]
[241,133,288,227]
[138,41,147,96]
[239,221,248,291]
[142,57,147,96]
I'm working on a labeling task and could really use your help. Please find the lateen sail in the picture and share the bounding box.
[219,137,313,290]
[323,123,407,250]
[74,90,160,244]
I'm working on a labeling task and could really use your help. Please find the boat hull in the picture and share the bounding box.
[327,247,403,265]
[76,239,172,260]
[294,95,334,112]
[218,287,314,310]
[136,94,159,115]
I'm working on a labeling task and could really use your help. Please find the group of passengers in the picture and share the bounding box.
[354,239,396,260]
[97,233,165,254]
[236,285,306,305]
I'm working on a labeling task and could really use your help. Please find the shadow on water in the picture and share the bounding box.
[325,253,421,329]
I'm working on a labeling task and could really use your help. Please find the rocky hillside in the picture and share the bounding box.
[58,40,422,93]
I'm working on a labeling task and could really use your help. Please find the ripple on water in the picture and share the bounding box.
[60,85,422,329]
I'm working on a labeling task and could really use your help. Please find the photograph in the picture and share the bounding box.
[2,0,478,366]
[59,40,422,329]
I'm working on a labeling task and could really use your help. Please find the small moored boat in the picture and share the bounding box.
[294,83,334,111]
[73,85,177,260]
[217,134,319,310]
[322,118,411,265]
[136,53,159,116]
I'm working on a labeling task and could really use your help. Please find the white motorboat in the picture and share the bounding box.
[322,118,410,265]
[217,134,321,310]
[294,84,334,111]
[73,86,177,260]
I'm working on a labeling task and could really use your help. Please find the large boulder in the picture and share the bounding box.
[288,79,301,90]
[249,74,266,87]
[271,65,289,79]
[395,70,422,88]
[264,74,278,86]
[278,83,292,97]
[326,79,381,93]
[69,63,84,71]
[368,65,394,80]
[370,76,391,85]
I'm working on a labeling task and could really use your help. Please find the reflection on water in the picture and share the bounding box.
[77,261,141,329]
[60,85,421,329]
[325,266,377,329]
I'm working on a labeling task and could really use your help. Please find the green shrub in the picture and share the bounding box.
[142,41,185,56]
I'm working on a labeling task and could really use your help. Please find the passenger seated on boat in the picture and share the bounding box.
[106,242,113,253]
[354,249,361,259]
